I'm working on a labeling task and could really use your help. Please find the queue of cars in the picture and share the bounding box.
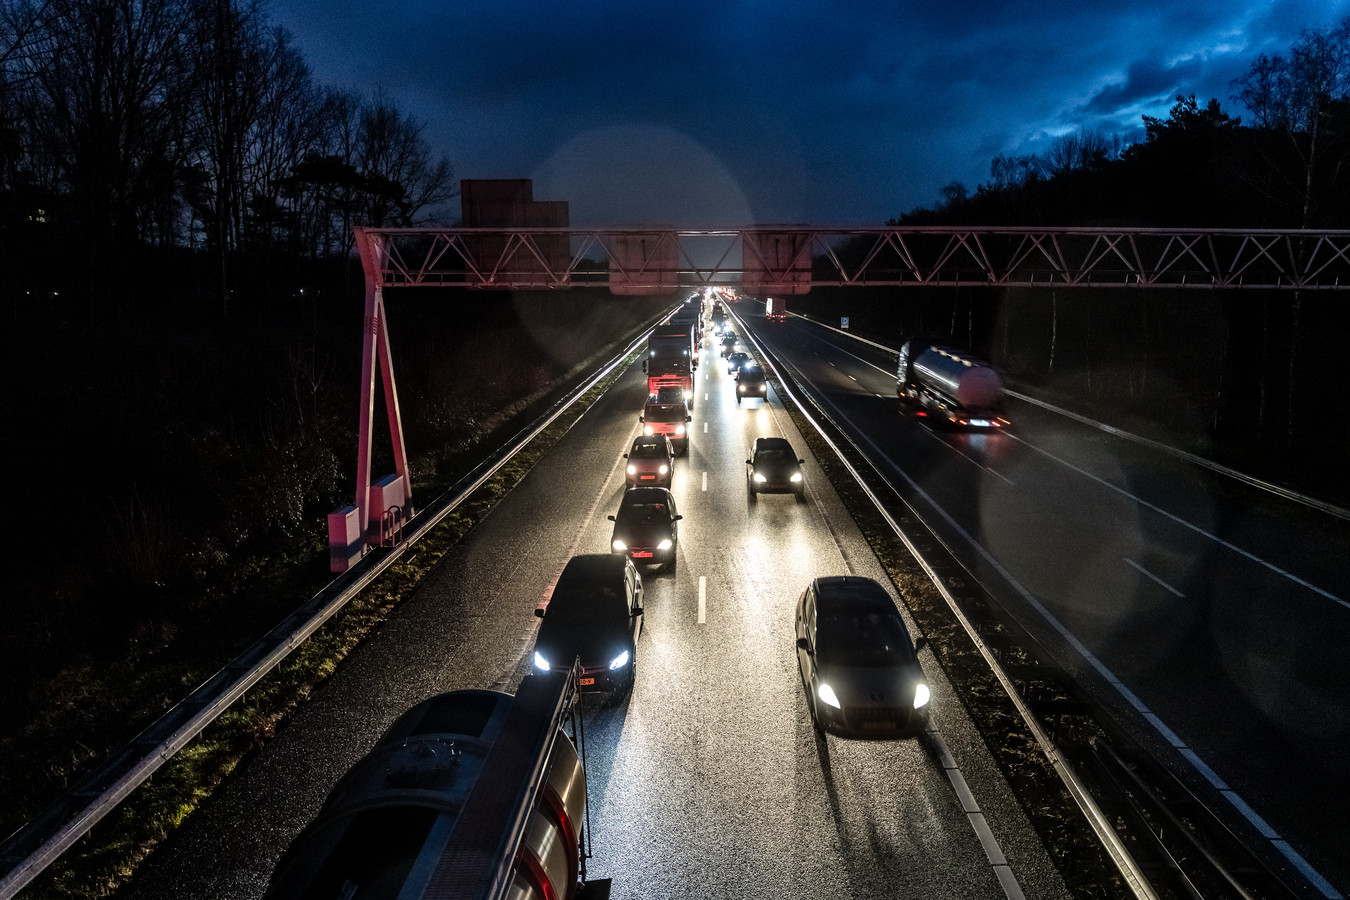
[531,296,930,740]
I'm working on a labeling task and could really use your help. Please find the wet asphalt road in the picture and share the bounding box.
[119,313,1070,900]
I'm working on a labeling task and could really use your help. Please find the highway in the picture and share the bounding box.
[737,304,1350,899]
[119,310,1069,899]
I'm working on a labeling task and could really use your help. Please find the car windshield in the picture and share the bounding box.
[546,587,623,620]
[619,502,670,523]
[631,444,666,459]
[754,448,792,463]
[646,405,685,421]
[739,369,763,380]
[817,609,915,667]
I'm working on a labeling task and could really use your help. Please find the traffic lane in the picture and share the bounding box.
[119,361,664,900]
[778,314,1350,603]
[582,353,1059,900]
[744,313,1350,892]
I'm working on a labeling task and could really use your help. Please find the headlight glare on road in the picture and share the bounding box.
[656,539,673,550]
[609,650,630,670]
[534,651,550,671]
[753,472,767,483]
[914,683,931,709]
[817,683,842,709]
[790,472,802,482]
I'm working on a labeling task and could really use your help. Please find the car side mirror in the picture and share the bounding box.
[686,415,692,422]
[673,514,683,521]
[745,459,752,465]
[638,415,645,423]
[795,637,813,654]
[534,608,545,618]
[914,636,927,652]
[622,453,629,459]
[607,515,616,521]
[798,459,806,464]
[632,606,644,617]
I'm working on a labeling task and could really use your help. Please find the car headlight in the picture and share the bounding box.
[914,683,931,709]
[790,472,802,482]
[612,539,627,551]
[659,464,668,475]
[753,472,767,483]
[675,425,686,435]
[627,464,636,475]
[738,385,745,392]
[643,425,654,436]
[656,539,673,550]
[817,683,842,709]
[609,650,630,670]
[534,651,550,671]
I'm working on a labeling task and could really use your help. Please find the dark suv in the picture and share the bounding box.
[746,436,805,501]
[532,554,644,693]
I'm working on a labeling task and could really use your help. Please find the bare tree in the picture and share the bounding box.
[354,92,456,227]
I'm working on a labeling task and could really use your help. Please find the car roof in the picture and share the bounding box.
[753,436,793,452]
[631,435,671,451]
[813,576,898,613]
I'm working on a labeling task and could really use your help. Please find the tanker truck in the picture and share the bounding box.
[897,339,1008,429]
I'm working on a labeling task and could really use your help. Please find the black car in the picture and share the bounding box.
[746,436,804,500]
[533,554,644,693]
[720,333,738,357]
[794,576,930,738]
[735,365,767,404]
[624,434,675,487]
[608,486,682,571]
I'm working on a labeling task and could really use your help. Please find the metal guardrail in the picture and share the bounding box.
[0,322,661,899]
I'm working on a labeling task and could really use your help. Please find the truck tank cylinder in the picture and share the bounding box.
[913,347,1003,409]
[264,689,586,900]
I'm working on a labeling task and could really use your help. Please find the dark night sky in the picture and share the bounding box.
[266,0,1350,226]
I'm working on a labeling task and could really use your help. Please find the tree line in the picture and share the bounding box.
[905,17,1350,228]
[0,0,456,315]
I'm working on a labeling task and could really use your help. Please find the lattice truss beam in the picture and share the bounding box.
[355,226,1350,291]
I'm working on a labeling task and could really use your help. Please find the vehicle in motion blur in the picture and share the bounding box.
[896,339,1008,430]
[735,365,768,404]
[533,554,644,693]
[640,398,691,454]
[746,436,804,500]
[794,576,930,739]
[624,434,675,487]
[726,351,750,374]
[609,487,682,571]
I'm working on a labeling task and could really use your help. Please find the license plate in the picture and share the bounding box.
[639,474,654,480]
[862,719,896,731]
[579,677,596,686]
[632,551,653,558]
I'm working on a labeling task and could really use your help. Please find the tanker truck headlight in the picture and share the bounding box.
[675,425,686,435]
[817,683,842,709]
[753,472,767,483]
[656,539,673,551]
[609,650,630,670]
[612,539,627,552]
[627,464,637,475]
[790,473,802,483]
[534,651,551,671]
[913,683,931,709]
[659,464,669,475]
